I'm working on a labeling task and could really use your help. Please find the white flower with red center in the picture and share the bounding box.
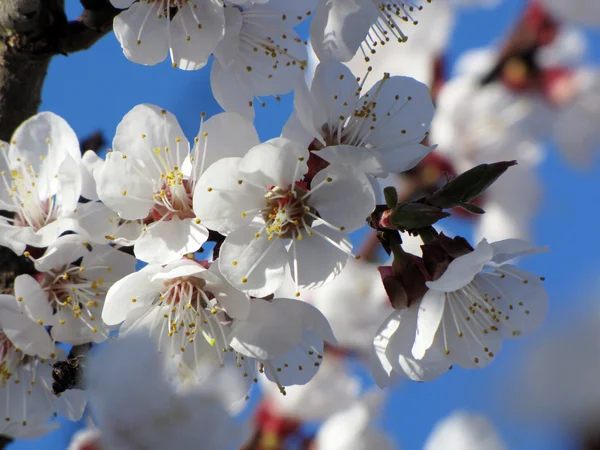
[193,138,376,297]
[411,238,548,370]
[228,298,337,390]
[102,258,249,372]
[0,296,86,438]
[13,235,136,345]
[95,105,259,263]
[284,61,435,179]
[0,112,83,255]
[209,0,318,119]
[310,0,424,63]
[110,0,225,70]
[87,334,243,450]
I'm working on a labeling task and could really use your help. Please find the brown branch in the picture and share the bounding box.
[0,0,118,141]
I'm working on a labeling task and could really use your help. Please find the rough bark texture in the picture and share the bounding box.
[0,0,119,141]
[0,1,120,446]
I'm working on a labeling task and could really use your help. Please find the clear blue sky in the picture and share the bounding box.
[9,0,600,448]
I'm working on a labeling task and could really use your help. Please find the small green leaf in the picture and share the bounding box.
[383,186,398,210]
[390,203,450,230]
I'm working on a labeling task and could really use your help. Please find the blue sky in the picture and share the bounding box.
[8,0,600,448]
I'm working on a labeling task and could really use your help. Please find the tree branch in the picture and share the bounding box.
[0,0,119,141]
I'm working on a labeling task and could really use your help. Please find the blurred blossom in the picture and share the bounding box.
[423,411,506,450]
[315,391,395,450]
[519,314,600,432]
[87,333,243,450]
[538,0,600,27]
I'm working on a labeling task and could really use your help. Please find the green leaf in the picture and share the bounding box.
[426,160,517,209]
[390,203,450,230]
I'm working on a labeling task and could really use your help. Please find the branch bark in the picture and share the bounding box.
[0,0,119,141]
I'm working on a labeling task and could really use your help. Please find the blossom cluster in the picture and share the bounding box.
[0,0,579,448]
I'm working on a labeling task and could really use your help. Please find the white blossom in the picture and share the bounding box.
[423,410,506,450]
[315,392,395,450]
[412,239,548,370]
[0,112,83,255]
[87,333,242,450]
[111,0,225,70]
[0,296,85,438]
[14,235,136,345]
[102,258,249,371]
[284,61,435,179]
[210,0,319,118]
[310,0,424,63]
[193,137,376,297]
[95,105,259,263]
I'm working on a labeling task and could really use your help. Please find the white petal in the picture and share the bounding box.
[55,153,83,214]
[281,111,317,148]
[238,138,309,187]
[317,145,386,177]
[292,223,350,291]
[229,299,303,360]
[168,0,224,70]
[95,150,155,220]
[273,298,337,344]
[366,76,435,149]
[113,1,169,66]
[0,308,54,358]
[206,263,250,320]
[213,6,243,65]
[426,239,494,292]
[13,275,54,324]
[192,112,259,179]
[310,0,377,62]
[133,217,208,264]
[210,59,256,119]
[80,150,103,201]
[10,112,80,175]
[264,332,324,386]
[102,265,162,325]
[309,165,376,232]
[490,239,549,264]
[34,234,90,272]
[370,311,400,388]
[6,217,83,250]
[310,62,360,127]
[292,77,327,144]
[378,143,436,175]
[412,289,446,360]
[193,157,263,234]
[219,226,288,297]
[113,104,189,175]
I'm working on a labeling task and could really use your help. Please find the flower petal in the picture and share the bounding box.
[490,239,549,264]
[133,217,208,264]
[219,226,288,297]
[426,239,494,292]
[412,289,446,360]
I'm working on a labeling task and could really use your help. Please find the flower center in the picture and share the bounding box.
[1,161,58,231]
[154,276,229,362]
[262,185,314,240]
[38,263,111,336]
[152,175,195,221]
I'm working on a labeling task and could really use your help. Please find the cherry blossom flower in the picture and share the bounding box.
[110,0,225,70]
[284,61,435,179]
[95,105,259,263]
[193,137,376,297]
[210,0,319,118]
[228,298,337,389]
[0,112,83,255]
[423,411,506,450]
[0,296,86,438]
[13,235,136,345]
[310,0,424,63]
[87,333,243,450]
[315,392,395,450]
[102,258,249,371]
[412,238,548,370]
